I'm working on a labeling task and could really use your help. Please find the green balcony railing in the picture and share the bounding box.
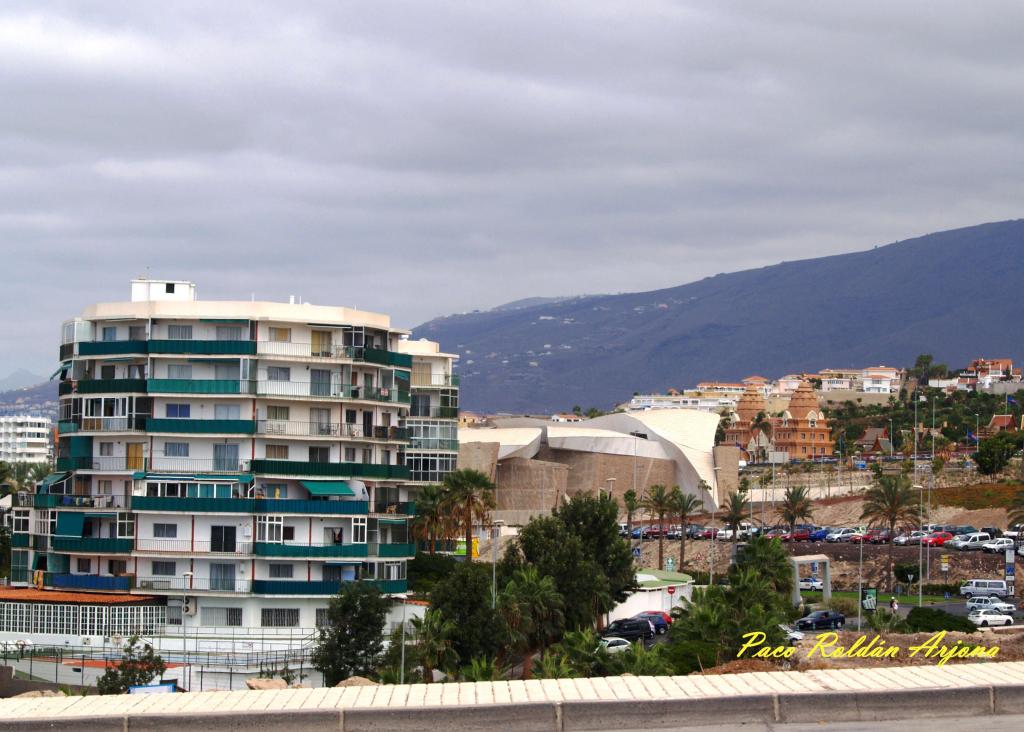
[10,534,29,548]
[60,379,148,396]
[78,341,148,356]
[51,537,134,554]
[147,379,254,394]
[408,438,460,451]
[251,460,411,480]
[374,543,415,558]
[33,494,63,509]
[251,579,345,595]
[252,499,370,515]
[57,421,79,433]
[131,496,254,513]
[254,543,369,558]
[367,579,408,594]
[363,348,413,368]
[149,339,256,355]
[372,501,416,516]
[47,573,131,591]
[146,418,256,434]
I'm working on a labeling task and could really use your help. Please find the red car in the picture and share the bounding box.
[922,531,954,547]
[868,529,893,544]
[781,528,811,542]
[847,532,870,544]
[699,527,720,540]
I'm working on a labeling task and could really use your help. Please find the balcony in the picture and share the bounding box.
[146,418,256,434]
[78,340,148,357]
[50,537,134,554]
[56,456,141,472]
[251,579,345,595]
[77,416,148,432]
[255,341,412,368]
[47,573,131,592]
[363,348,413,368]
[38,494,129,509]
[59,342,75,361]
[57,421,78,433]
[60,379,148,396]
[252,499,370,515]
[411,374,461,388]
[254,542,368,558]
[251,459,410,480]
[408,438,459,451]
[146,457,248,473]
[134,539,254,555]
[256,420,409,441]
[367,579,408,594]
[10,534,29,548]
[408,406,459,419]
[135,575,252,593]
[254,380,410,404]
[148,339,256,356]
[370,542,415,558]
[131,496,254,513]
[372,501,416,516]
[147,379,254,395]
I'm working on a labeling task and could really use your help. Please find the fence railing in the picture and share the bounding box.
[136,575,253,593]
[410,374,460,388]
[255,420,409,441]
[134,539,255,555]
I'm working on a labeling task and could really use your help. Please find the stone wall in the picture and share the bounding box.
[534,446,677,507]
[493,457,568,525]
[456,442,499,481]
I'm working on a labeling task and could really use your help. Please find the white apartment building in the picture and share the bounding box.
[0,416,51,464]
[861,365,902,394]
[9,279,458,637]
[627,393,735,413]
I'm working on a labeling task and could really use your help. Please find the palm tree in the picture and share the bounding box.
[777,485,813,533]
[669,487,701,570]
[622,489,639,544]
[410,608,459,683]
[722,492,748,544]
[861,474,922,591]
[498,566,565,677]
[640,485,673,569]
[411,484,448,554]
[442,469,496,562]
[751,412,772,463]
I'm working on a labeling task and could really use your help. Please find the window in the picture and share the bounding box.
[283,526,295,541]
[344,447,356,462]
[353,517,367,543]
[202,607,243,627]
[165,283,175,294]
[102,327,117,342]
[213,443,239,471]
[269,563,293,579]
[168,324,193,340]
[129,325,146,340]
[209,563,236,591]
[323,565,348,582]
[99,442,114,457]
[214,363,240,380]
[267,366,291,381]
[166,403,191,419]
[215,404,240,420]
[316,608,329,627]
[165,442,189,457]
[117,512,135,538]
[168,364,193,379]
[261,609,300,627]
[153,523,177,538]
[267,406,289,421]
[216,326,242,341]
[309,446,330,463]
[362,448,373,464]
[257,516,284,543]
[12,510,29,533]
[269,327,291,343]
[266,444,289,460]
[98,480,113,495]
[263,483,288,499]
[152,561,176,576]
[345,409,356,424]
[100,365,115,380]
[108,559,128,575]
[76,558,90,573]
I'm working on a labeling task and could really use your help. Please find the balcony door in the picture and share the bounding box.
[126,443,144,471]
[310,369,332,397]
[209,562,236,591]
[213,443,239,471]
[311,330,332,357]
[210,526,236,553]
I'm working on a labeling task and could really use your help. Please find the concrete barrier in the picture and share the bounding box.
[344,702,558,732]
[562,694,775,730]
[128,710,342,732]
[993,684,1024,715]
[1,717,123,732]
[778,686,993,724]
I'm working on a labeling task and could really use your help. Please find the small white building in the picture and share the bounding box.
[0,416,51,464]
[606,569,693,623]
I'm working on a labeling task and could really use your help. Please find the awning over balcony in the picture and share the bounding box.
[131,472,254,484]
[38,472,72,492]
[55,512,86,537]
[83,513,116,520]
[300,480,354,497]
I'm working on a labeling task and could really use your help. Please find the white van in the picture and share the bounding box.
[956,532,991,551]
[960,579,1010,598]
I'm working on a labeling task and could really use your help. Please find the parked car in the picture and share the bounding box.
[893,530,927,546]
[953,525,978,536]
[686,524,706,539]
[966,596,1017,614]
[980,527,1002,539]
[809,527,831,542]
[798,577,824,591]
[782,528,811,542]
[922,532,954,547]
[968,608,1014,627]
[780,624,805,645]
[633,611,670,635]
[983,537,1016,554]
[960,579,1011,598]
[630,526,649,540]
[763,527,786,539]
[601,618,655,642]
[795,610,846,630]
[825,528,857,543]
[699,527,720,540]
[618,523,630,538]
[868,529,893,544]
[599,637,632,654]
[950,532,991,551]
[1004,524,1024,541]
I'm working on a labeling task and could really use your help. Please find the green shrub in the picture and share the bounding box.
[408,553,458,594]
[826,597,859,617]
[663,639,719,675]
[920,583,960,596]
[905,607,976,634]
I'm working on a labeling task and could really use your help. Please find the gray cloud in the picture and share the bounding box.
[2,1,1024,376]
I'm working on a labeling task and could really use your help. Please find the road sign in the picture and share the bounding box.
[1007,548,1017,596]
[667,585,676,595]
[632,547,641,559]
[861,587,877,612]
[810,561,819,574]
[940,554,950,572]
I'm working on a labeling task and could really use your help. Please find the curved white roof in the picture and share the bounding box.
[546,425,670,460]
[458,427,542,460]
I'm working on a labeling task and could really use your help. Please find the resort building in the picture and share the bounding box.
[9,279,457,637]
[0,416,51,464]
[770,381,834,460]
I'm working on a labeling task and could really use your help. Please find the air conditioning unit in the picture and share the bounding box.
[182,597,196,615]
[139,580,154,589]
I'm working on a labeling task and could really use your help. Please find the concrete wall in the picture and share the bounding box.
[493,458,568,525]
[457,442,499,482]
[534,446,676,506]
[712,445,740,502]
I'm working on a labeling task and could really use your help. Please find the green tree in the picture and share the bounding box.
[622,489,639,543]
[974,432,1022,475]
[751,412,773,462]
[498,566,565,676]
[442,469,496,562]
[776,485,813,532]
[555,492,635,605]
[96,637,167,694]
[500,516,611,630]
[861,474,922,591]
[410,608,459,683]
[411,483,451,554]
[640,485,673,570]
[721,492,748,543]
[669,487,701,570]
[312,582,391,685]
[534,629,618,678]
[430,561,506,663]
[460,656,504,681]
[1007,490,1024,528]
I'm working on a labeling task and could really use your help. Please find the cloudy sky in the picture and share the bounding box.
[2,1,1024,378]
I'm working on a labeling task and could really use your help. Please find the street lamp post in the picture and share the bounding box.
[913,484,924,608]
[398,594,408,685]
[181,571,193,675]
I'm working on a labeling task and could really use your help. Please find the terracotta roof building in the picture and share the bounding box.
[771,381,834,460]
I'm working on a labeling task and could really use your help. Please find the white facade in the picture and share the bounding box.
[0,416,51,463]
[628,393,735,413]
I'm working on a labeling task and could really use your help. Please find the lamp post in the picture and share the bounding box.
[181,571,193,673]
[397,594,408,685]
[913,485,924,608]
[857,530,864,631]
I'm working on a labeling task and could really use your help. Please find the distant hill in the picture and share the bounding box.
[0,369,45,392]
[414,219,1024,413]
[0,380,58,418]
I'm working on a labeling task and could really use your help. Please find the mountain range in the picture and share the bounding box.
[413,219,1024,414]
